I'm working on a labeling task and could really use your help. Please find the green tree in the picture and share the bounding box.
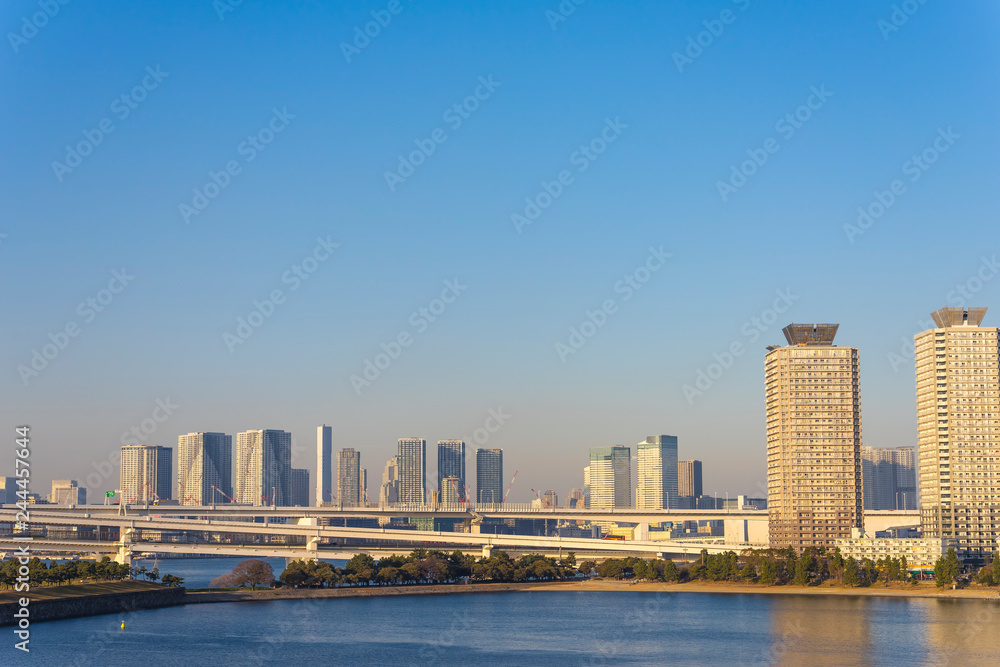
[662,559,679,582]
[232,559,275,590]
[993,555,1000,586]
[843,557,861,587]
[793,558,809,586]
[578,560,597,576]
[760,559,777,585]
[160,574,184,587]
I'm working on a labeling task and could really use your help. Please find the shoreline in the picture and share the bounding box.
[9,578,999,624]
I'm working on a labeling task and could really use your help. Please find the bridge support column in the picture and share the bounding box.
[482,544,492,559]
[115,529,133,566]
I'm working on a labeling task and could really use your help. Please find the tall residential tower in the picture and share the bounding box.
[589,446,632,509]
[476,448,503,504]
[234,429,292,506]
[916,307,1000,562]
[397,438,426,504]
[316,425,333,507]
[765,323,863,552]
[177,432,232,505]
[636,436,679,510]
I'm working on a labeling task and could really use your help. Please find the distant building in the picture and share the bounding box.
[441,475,462,503]
[360,467,367,505]
[291,468,310,507]
[567,488,584,509]
[437,440,466,501]
[49,480,86,505]
[234,429,292,506]
[380,455,401,505]
[317,425,333,507]
[636,435,679,510]
[862,446,917,511]
[541,490,558,508]
[120,445,172,504]
[337,448,362,507]
[476,448,503,504]
[589,446,631,509]
[766,323,863,553]
[0,477,16,504]
[397,438,426,504]
[583,466,591,508]
[917,307,1000,562]
[678,460,703,499]
[177,432,232,505]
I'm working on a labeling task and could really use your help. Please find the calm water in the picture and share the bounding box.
[14,559,1000,666]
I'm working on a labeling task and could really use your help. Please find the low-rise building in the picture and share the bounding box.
[834,536,957,571]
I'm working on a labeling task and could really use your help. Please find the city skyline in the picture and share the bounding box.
[5,2,996,503]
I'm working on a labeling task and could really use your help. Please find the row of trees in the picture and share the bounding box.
[272,549,579,589]
[583,547,919,588]
[0,556,185,589]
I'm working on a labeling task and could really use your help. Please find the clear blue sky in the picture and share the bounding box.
[2,0,998,501]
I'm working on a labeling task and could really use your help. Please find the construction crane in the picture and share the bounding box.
[502,470,519,503]
[211,484,236,503]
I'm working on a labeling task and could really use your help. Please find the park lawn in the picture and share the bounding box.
[0,580,164,603]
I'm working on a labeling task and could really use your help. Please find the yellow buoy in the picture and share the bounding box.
[120,621,125,629]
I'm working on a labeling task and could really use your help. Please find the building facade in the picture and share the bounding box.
[380,455,400,505]
[291,468,310,507]
[861,446,917,511]
[476,448,503,504]
[234,429,292,506]
[916,307,1000,562]
[589,446,632,509]
[678,459,703,499]
[766,323,863,552]
[317,425,333,507]
[636,436,679,510]
[120,445,173,504]
[177,432,232,505]
[834,536,957,571]
[337,448,362,506]
[49,480,86,505]
[437,440,466,501]
[397,438,426,505]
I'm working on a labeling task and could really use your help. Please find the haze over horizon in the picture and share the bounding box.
[3,0,998,501]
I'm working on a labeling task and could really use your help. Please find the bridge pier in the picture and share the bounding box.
[115,528,133,566]
[482,544,492,559]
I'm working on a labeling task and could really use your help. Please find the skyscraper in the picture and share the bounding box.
[583,466,590,508]
[567,488,584,508]
[916,307,1000,562]
[678,460,703,499]
[177,432,232,505]
[316,425,333,507]
[861,446,917,511]
[234,429,292,506]
[636,436,679,510]
[337,448,362,506]
[766,323,863,552]
[291,468,310,507]
[589,446,632,509]
[397,438,426,505]
[437,440,466,500]
[360,467,367,505]
[380,455,401,505]
[476,448,503,504]
[120,445,172,504]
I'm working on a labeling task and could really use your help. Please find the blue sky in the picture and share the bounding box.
[2,0,998,501]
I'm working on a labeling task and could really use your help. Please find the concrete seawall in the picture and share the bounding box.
[0,587,186,626]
